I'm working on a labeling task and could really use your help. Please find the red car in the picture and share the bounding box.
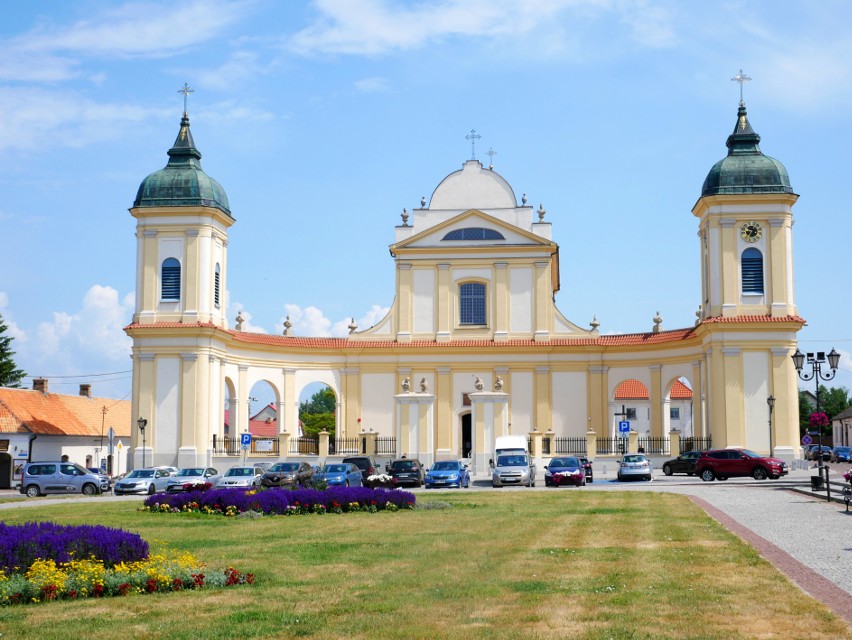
[695,448,788,482]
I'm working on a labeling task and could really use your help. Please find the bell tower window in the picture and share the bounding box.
[459,282,486,325]
[214,263,221,308]
[741,248,764,294]
[161,257,181,301]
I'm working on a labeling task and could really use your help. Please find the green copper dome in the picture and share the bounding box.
[701,103,793,197]
[134,113,231,215]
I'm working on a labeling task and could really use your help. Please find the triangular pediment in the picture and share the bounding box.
[391,209,554,252]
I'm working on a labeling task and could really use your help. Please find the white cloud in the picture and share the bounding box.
[354,77,391,93]
[228,303,267,334]
[0,87,170,152]
[277,303,390,337]
[287,0,583,56]
[8,0,252,62]
[618,0,678,48]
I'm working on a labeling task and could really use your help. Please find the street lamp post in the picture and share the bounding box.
[137,417,148,469]
[792,348,840,498]
[766,395,775,456]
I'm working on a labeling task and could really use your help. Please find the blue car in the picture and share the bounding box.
[425,460,470,488]
[315,463,363,487]
[831,446,851,463]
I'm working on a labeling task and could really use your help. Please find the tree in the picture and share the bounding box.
[798,385,851,436]
[0,313,25,388]
[298,386,336,437]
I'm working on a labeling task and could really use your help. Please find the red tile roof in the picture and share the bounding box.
[0,387,132,437]
[614,379,692,400]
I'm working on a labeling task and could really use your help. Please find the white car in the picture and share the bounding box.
[216,465,265,488]
[114,468,174,495]
[165,467,221,492]
[616,454,653,482]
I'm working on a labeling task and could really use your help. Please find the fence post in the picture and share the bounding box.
[669,430,681,457]
[363,431,378,456]
[278,431,291,457]
[543,430,554,455]
[318,430,330,458]
[628,430,639,454]
[586,430,597,458]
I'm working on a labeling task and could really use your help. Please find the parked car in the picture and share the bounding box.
[315,463,363,487]
[260,461,315,488]
[578,457,594,483]
[808,445,832,461]
[165,467,221,492]
[492,453,536,487]
[424,460,470,488]
[216,465,265,488]
[114,468,173,495]
[695,448,788,481]
[661,451,701,476]
[341,456,380,483]
[386,458,426,487]
[544,457,586,486]
[831,446,851,463]
[20,462,106,497]
[617,454,653,481]
[86,467,112,491]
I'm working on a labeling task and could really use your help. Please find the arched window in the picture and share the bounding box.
[161,258,181,300]
[214,263,221,308]
[741,248,763,294]
[443,227,505,241]
[459,282,486,325]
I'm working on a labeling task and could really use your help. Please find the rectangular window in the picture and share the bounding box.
[459,282,486,325]
[214,265,221,308]
[670,407,680,420]
[626,408,637,420]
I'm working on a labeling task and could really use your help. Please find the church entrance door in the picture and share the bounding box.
[461,413,472,458]
[0,453,11,489]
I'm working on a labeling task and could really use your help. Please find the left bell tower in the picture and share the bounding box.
[130,110,234,327]
[127,104,235,469]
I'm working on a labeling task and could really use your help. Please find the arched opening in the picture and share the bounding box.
[248,379,279,437]
[664,377,694,437]
[612,379,650,435]
[299,382,338,453]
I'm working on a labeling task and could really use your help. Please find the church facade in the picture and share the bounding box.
[126,101,804,473]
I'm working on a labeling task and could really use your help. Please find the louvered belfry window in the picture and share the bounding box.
[459,282,486,325]
[161,258,181,300]
[741,248,764,294]
[214,263,221,308]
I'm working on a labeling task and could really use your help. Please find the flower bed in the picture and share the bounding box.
[0,522,148,575]
[0,523,253,606]
[144,485,415,516]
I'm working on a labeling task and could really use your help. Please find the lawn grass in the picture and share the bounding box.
[0,490,849,640]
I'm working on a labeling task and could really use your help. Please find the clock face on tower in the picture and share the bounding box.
[740,221,762,242]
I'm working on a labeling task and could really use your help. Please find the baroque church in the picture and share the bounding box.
[126,99,803,473]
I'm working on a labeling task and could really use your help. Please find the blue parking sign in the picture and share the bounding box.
[240,433,252,448]
[618,420,630,434]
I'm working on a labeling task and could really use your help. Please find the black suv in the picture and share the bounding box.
[341,456,380,482]
[386,458,425,487]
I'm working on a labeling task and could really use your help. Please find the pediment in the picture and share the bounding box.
[391,209,553,252]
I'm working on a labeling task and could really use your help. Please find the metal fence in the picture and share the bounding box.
[211,435,279,456]
[637,436,670,455]
[375,437,397,456]
[331,437,363,455]
[597,437,628,456]
[680,436,713,452]
[553,437,587,455]
[289,436,319,455]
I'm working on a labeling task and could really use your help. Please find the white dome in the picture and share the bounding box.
[429,160,517,210]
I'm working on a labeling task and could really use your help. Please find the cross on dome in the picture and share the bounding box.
[465,129,481,160]
[178,82,195,114]
[730,69,751,105]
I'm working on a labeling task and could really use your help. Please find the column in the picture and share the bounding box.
[533,261,550,341]
[469,391,509,476]
[281,368,297,434]
[534,366,550,430]
[183,229,200,320]
[649,364,662,438]
[691,360,703,438]
[435,367,452,456]
[719,219,737,317]
[342,368,360,438]
[436,264,451,342]
[397,263,413,342]
[493,262,508,341]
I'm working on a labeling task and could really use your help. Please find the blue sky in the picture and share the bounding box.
[2,0,852,403]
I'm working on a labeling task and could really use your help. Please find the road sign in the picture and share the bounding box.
[618,420,630,434]
[240,432,252,449]
[802,434,813,446]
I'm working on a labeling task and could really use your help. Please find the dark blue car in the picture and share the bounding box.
[424,460,470,488]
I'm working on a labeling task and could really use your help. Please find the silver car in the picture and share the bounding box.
[114,468,174,495]
[19,462,105,497]
[617,454,653,481]
[165,467,221,492]
[492,453,536,487]
[216,465,265,488]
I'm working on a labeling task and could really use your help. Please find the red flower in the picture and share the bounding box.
[173,577,183,591]
[192,573,205,587]
[93,583,105,597]
[118,582,131,596]
[145,578,158,593]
